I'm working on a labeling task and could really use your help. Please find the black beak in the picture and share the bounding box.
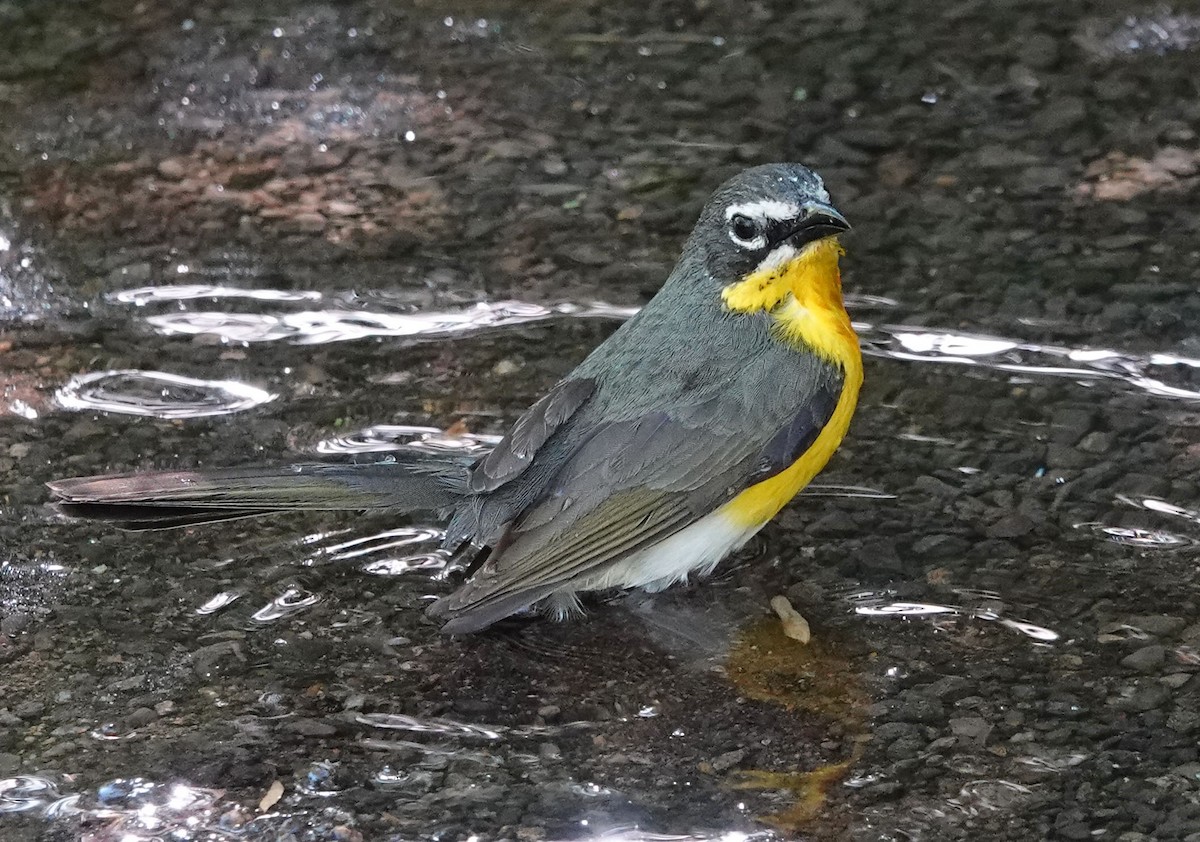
[782,201,851,247]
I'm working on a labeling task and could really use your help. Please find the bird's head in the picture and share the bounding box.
[683,163,851,317]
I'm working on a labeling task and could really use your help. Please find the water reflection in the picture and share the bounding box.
[857,324,1200,401]
[947,779,1034,816]
[55,370,276,418]
[113,284,324,304]
[316,423,501,455]
[196,590,242,614]
[0,775,289,840]
[249,586,321,623]
[312,525,454,577]
[847,589,1060,642]
[356,712,505,740]
[0,211,60,320]
[0,775,58,813]
[117,288,890,346]
[1074,522,1194,549]
[801,483,896,500]
[1117,493,1200,524]
[141,299,639,344]
[111,288,1200,404]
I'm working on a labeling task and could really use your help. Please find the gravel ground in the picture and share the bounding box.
[2,1,1200,840]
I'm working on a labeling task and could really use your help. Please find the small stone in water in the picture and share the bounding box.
[258,779,284,812]
[770,595,811,643]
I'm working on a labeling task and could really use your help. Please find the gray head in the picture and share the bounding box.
[682,163,849,284]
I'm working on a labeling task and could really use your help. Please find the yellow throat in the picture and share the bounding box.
[719,236,864,528]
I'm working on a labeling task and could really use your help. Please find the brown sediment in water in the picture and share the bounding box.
[723,616,870,833]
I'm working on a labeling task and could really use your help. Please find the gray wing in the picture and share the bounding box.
[467,378,596,493]
[435,379,842,632]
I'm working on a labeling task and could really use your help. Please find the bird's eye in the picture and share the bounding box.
[730,213,760,244]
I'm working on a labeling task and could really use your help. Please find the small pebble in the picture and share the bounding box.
[770,595,811,643]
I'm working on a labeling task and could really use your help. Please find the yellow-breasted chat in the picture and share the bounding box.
[49,163,862,634]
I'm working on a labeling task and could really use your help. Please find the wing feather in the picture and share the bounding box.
[435,375,843,628]
[467,378,595,493]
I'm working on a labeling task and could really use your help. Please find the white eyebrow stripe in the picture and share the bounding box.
[725,199,801,222]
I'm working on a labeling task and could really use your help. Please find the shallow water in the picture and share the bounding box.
[3,1,1200,840]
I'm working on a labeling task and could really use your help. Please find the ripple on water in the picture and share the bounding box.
[947,779,1035,817]
[55,370,275,418]
[316,423,501,455]
[139,299,640,344]
[356,713,504,740]
[0,775,250,837]
[1117,494,1200,524]
[846,589,1061,642]
[123,291,886,346]
[857,324,1200,402]
[1073,522,1194,550]
[111,284,324,304]
[801,483,896,500]
[355,712,590,741]
[118,288,1200,404]
[196,590,242,615]
[309,525,453,577]
[0,775,58,813]
[249,586,321,623]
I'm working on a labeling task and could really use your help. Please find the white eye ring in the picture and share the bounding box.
[724,199,799,251]
[727,214,766,250]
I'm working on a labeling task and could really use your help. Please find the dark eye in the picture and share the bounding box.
[730,213,760,243]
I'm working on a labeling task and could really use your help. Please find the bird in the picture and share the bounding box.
[48,163,863,634]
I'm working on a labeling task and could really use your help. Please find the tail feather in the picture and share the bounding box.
[48,455,470,530]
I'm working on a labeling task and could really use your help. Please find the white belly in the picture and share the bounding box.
[566,508,763,595]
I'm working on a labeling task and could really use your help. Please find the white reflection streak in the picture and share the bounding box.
[322,526,444,561]
[119,286,1200,401]
[356,713,504,740]
[861,323,1200,401]
[112,285,324,304]
[850,592,1060,641]
[143,300,640,344]
[317,424,501,455]
[55,370,275,418]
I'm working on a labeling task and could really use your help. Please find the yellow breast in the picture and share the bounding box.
[718,237,863,528]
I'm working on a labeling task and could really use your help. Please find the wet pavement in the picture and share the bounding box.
[3,1,1200,840]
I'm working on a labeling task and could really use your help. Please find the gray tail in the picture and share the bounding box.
[47,454,469,530]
